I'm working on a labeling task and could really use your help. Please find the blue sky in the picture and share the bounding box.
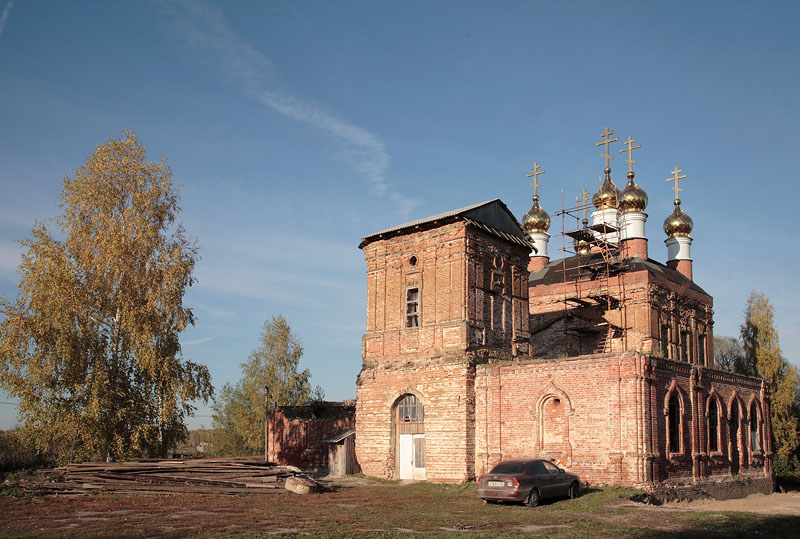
[1,0,798,430]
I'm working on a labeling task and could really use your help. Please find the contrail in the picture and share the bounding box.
[0,1,13,37]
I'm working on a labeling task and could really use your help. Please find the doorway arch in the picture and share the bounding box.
[394,394,426,480]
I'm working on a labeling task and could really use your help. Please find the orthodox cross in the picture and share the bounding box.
[596,127,619,169]
[666,166,687,201]
[577,188,591,224]
[526,162,545,197]
[620,136,641,173]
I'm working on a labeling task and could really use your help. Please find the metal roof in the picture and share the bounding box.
[529,252,709,297]
[360,199,532,249]
[322,429,356,444]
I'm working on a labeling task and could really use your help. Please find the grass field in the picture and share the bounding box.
[1,478,798,537]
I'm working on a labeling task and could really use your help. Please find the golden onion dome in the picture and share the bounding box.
[663,199,693,237]
[618,171,648,212]
[574,239,592,255]
[592,168,619,209]
[522,195,551,234]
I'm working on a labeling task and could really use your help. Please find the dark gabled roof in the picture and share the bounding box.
[529,251,710,297]
[359,199,532,249]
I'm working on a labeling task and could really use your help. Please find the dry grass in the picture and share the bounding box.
[1,478,797,537]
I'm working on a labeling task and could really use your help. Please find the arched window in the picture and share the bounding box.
[668,392,681,453]
[708,398,719,453]
[730,401,741,473]
[750,402,761,452]
[396,394,424,423]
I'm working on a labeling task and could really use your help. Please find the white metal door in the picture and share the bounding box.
[398,434,413,479]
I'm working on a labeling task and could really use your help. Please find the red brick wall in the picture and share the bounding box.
[646,359,771,484]
[474,353,771,487]
[357,221,530,481]
[360,221,531,363]
[267,406,355,469]
[356,359,474,481]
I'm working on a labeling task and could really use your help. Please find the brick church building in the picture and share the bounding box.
[354,130,774,495]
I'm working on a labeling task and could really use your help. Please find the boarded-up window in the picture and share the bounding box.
[406,288,419,328]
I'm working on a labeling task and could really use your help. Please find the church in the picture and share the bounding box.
[354,128,774,496]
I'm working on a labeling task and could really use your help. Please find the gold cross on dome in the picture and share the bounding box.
[577,188,591,222]
[596,127,619,169]
[526,161,545,197]
[620,136,641,173]
[666,166,687,201]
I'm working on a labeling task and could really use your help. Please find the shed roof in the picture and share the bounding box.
[359,199,532,249]
[322,429,356,444]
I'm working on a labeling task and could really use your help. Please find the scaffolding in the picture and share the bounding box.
[550,194,631,356]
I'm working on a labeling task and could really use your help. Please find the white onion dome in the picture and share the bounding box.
[618,171,648,212]
[592,168,619,209]
[522,195,551,234]
[663,199,693,237]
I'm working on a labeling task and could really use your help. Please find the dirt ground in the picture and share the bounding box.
[662,490,800,515]
[1,478,799,537]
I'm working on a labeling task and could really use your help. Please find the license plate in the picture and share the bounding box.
[488,480,505,487]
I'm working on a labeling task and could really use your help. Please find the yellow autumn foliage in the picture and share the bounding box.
[0,131,213,463]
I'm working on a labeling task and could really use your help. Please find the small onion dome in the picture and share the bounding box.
[592,168,619,209]
[618,171,648,212]
[522,195,551,234]
[663,199,694,237]
[575,239,592,255]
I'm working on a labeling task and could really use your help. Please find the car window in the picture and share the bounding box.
[542,461,560,474]
[489,462,526,474]
[532,461,547,475]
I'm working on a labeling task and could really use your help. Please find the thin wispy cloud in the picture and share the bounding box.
[159,0,420,214]
[183,336,215,346]
[0,1,12,37]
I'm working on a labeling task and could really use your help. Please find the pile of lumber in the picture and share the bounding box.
[19,458,320,495]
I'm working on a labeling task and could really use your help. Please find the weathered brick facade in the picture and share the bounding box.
[355,198,773,495]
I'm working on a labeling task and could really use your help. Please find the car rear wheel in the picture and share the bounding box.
[526,488,540,507]
[569,481,580,499]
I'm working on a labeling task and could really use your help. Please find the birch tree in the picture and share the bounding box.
[0,131,212,462]
[740,291,799,468]
[212,315,323,455]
